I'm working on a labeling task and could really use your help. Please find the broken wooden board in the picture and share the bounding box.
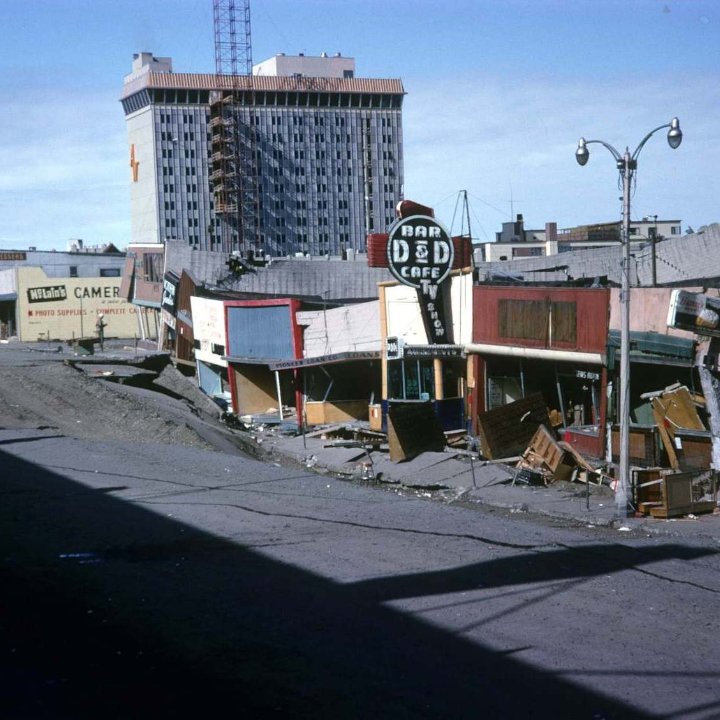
[649,501,716,519]
[650,385,705,431]
[477,393,549,460]
[387,401,446,463]
[653,406,680,470]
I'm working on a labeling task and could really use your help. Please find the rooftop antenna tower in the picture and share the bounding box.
[210,0,260,254]
[214,0,253,76]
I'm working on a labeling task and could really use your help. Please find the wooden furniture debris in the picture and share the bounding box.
[635,470,717,518]
[648,384,709,471]
[515,425,586,484]
[611,426,658,466]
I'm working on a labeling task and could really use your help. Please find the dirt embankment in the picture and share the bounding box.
[0,360,223,450]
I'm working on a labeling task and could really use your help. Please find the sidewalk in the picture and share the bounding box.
[5,340,718,542]
[256,427,720,543]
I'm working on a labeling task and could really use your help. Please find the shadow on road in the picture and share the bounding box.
[1,447,714,719]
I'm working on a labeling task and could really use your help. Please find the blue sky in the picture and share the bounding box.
[1,0,718,249]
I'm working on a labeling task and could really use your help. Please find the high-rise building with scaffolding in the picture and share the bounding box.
[121,51,405,257]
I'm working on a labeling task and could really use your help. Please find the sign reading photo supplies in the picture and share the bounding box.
[387,215,455,344]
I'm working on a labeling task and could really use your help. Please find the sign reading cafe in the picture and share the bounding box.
[387,215,455,344]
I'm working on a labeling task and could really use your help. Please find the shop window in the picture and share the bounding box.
[387,359,434,400]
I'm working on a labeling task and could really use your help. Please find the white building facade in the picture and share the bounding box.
[121,52,405,257]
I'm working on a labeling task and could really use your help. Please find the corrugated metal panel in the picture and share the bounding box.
[476,225,720,288]
[123,72,405,99]
[227,305,293,360]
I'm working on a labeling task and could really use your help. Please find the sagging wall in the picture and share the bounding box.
[190,296,228,368]
[232,364,279,416]
[17,267,137,341]
[225,300,303,418]
[306,400,369,425]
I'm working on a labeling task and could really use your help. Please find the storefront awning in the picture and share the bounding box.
[465,343,604,365]
[223,355,280,365]
[269,350,380,371]
[607,330,695,368]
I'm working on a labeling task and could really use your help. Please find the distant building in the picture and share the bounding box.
[120,51,405,257]
[476,215,683,263]
[0,247,133,341]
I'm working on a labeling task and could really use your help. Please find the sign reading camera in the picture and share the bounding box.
[387,215,455,344]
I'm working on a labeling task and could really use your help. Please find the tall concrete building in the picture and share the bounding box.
[121,51,405,256]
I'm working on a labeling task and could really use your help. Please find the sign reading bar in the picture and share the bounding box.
[387,215,454,344]
[387,215,454,291]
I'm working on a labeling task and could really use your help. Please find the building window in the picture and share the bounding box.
[498,299,577,344]
[69,266,78,278]
[100,268,121,277]
[142,253,164,283]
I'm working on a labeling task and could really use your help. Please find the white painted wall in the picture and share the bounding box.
[127,107,160,245]
[298,300,379,357]
[254,54,355,78]
[384,273,473,345]
[0,268,16,296]
[190,296,228,367]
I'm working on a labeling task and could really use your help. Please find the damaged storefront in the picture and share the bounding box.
[119,244,164,341]
[223,299,302,423]
[468,285,610,461]
[190,295,232,410]
[270,300,382,427]
[379,260,474,435]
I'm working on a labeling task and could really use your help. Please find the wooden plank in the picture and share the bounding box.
[477,393,549,459]
[638,501,664,516]
[653,406,680,470]
[387,401,446,463]
[650,501,716,519]
[651,387,705,431]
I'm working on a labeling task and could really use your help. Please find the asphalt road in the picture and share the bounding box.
[2,424,720,719]
[2,343,720,718]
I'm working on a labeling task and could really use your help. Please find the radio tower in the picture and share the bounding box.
[210,0,259,254]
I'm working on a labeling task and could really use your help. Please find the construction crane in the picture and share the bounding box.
[210,0,260,255]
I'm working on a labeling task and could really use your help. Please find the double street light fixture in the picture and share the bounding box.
[575,118,682,517]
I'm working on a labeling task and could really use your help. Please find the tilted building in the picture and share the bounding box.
[120,51,405,257]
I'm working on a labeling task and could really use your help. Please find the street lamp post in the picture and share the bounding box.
[575,118,682,517]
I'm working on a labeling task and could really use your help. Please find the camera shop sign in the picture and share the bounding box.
[387,215,454,343]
